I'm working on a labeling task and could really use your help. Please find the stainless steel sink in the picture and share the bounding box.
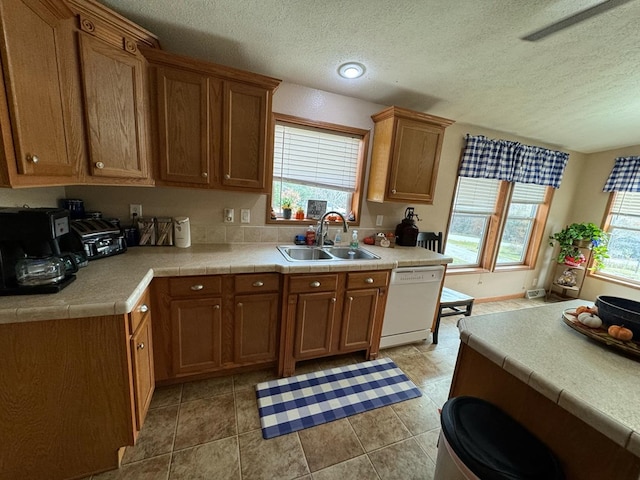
[323,246,380,260]
[277,245,380,262]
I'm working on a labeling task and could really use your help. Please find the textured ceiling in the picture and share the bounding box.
[101,0,640,153]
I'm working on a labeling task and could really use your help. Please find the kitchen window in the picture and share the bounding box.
[445,177,552,270]
[267,113,369,224]
[596,191,640,285]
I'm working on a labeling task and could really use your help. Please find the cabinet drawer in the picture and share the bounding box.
[347,271,389,290]
[169,276,222,297]
[288,274,338,294]
[234,273,280,294]
[129,289,151,333]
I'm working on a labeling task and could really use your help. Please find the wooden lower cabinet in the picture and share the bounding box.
[280,270,390,376]
[0,289,154,480]
[151,273,280,382]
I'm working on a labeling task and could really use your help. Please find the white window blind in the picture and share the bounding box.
[453,177,500,214]
[273,123,360,192]
[610,191,640,223]
[511,183,547,204]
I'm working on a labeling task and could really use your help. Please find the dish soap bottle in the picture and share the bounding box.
[334,229,342,245]
[350,230,359,249]
[306,225,316,246]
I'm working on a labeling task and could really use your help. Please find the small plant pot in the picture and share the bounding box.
[283,208,292,219]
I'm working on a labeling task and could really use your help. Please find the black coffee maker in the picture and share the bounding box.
[0,207,79,295]
[395,207,420,246]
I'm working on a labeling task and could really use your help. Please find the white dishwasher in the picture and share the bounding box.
[380,265,445,348]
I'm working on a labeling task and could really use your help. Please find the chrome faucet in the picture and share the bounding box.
[316,211,349,246]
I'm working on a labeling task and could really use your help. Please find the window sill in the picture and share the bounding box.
[265,217,359,227]
[590,271,640,290]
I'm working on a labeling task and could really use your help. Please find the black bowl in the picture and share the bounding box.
[595,296,640,339]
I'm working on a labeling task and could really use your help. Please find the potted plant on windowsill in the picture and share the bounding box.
[281,199,292,219]
[549,222,610,270]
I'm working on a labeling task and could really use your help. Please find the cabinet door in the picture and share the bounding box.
[0,0,76,177]
[156,66,222,185]
[222,81,268,190]
[130,313,154,431]
[79,32,149,179]
[293,291,338,360]
[340,288,379,352]
[171,297,223,375]
[234,292,278,364]
[388,118,444,203]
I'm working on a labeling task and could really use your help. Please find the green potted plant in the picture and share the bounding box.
[281,199,292,219]
[549,222,610,270]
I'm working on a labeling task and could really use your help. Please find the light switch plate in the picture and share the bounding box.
[376,215,383,226]
[224,208,234,223]
[240,209,250,223]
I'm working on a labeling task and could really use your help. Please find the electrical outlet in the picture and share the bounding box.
[224,208,234,223]
[129,204,142,219]
[375,215,384,226]
[240,209,250,223]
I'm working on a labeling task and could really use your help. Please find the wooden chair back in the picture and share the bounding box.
[416,231,443,254]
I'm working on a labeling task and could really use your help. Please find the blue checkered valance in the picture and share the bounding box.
[603,156,640,192]
[459,134,569,188]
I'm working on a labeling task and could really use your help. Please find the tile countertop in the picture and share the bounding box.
[0,243,451,324]
[458,299,640,459]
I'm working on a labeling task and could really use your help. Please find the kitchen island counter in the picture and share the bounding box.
[0,243,450,323]
[454,299,640,479]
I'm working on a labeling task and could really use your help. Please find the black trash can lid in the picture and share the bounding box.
[440,396,564,480]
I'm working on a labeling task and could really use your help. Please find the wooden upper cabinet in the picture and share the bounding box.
[78,31,149,180]
[143,47,280,192]
[222,81,269,189]
[0,0,81,184]
[155,66,220,185]
[367,106,454,204]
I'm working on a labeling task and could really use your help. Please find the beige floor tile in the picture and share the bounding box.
[122,405,178,464]
[422,376,453,409]
[391,394,441,436]
[150,384,183,409]
[348,406,411,452]
[232,368,279,391]
[169,436,239,480]
[368,438,435,480]
[391,353,448,386]
[311,455,379,480]
[414,428,441,463]
[91,454,171,480]
[235,387,261,434]
[239,429,310,480]
[298,419,364,472]
[181,376,233,403]
[174,394,236,450]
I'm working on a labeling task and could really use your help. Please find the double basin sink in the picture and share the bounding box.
[277,245,380,262]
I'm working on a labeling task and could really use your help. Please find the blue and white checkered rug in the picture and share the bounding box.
[255,357,422,439]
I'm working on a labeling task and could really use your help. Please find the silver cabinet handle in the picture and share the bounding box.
[27,154,39,164]
[214,304,220,310]
[365,278,374,284]
[348,296,353,301]
[139,304,149,313]
[202,172,208,178]
[391,189,397,194]
[137,342,145,350]
[331,297,336,303]
[252,281,264,287]
[95,161,105,169]
[190,284,204,291]
[310,281,321,288]
[225,174,230,179]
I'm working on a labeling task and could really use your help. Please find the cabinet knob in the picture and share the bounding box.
[310,281,321,288]
[139,304,149,313]
[214,304,220,310]
[190,284,204,291]
[95,161,105,169]
[365,277,374,284]
[201,172,208,178]
[348,296,353,301]
[225,174,230,179]
[137,342,145,350]
[331,297,336,303]
[391,189,397,194]
[27,154,39,164]
[237,302,243,307]
[252,281,264,287]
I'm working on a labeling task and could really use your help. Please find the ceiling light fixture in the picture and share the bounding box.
[338,62,365,79]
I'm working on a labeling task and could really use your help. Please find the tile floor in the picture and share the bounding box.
[90,297,548,480]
